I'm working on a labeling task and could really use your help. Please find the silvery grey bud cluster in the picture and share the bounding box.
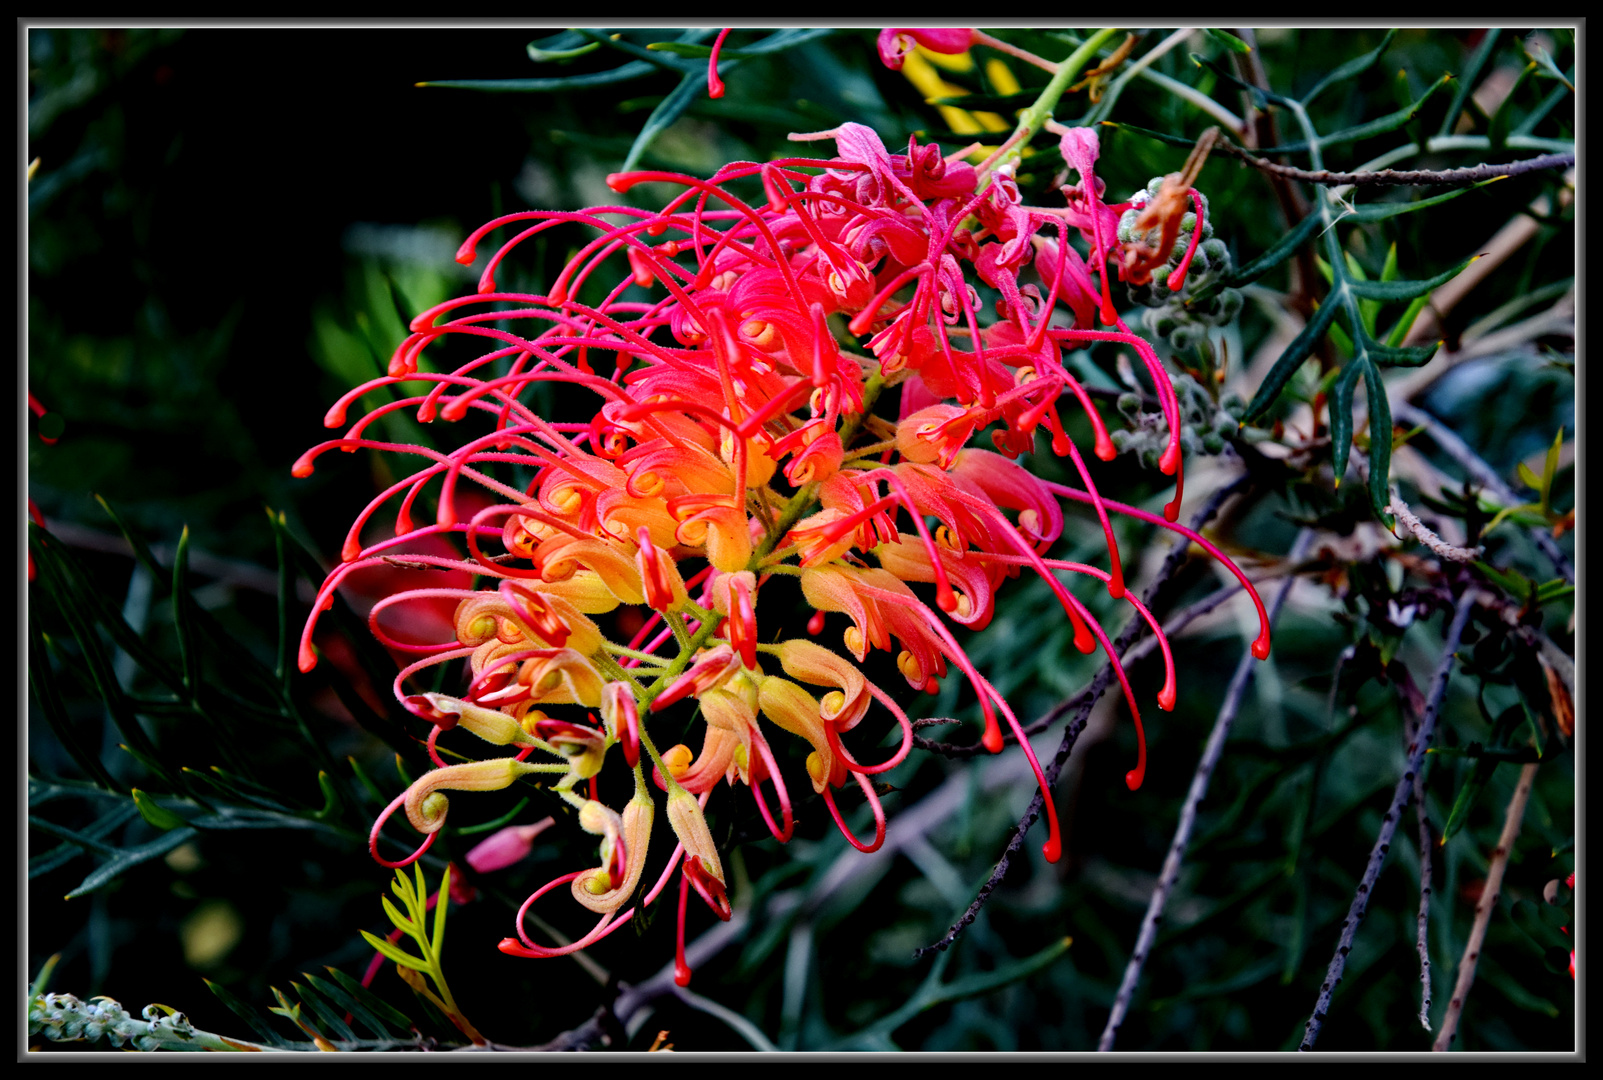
[1118,180,1243,351]
[1111,376,1246,467]
[28,991,202,1051]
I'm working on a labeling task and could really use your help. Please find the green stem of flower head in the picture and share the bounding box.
[636,723,691,801]
[750,371,887,566]
[591,648,641,689]
[665,609,694,652]
[981,27,1123,184]
[602,642,674,666]
[639,618,718,707]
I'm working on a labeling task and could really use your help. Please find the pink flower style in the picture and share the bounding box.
[297,120,1269,983]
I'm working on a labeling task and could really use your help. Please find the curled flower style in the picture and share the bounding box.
[300,114,1269,980]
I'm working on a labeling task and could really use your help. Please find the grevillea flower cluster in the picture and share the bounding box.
[296,118,1270,983]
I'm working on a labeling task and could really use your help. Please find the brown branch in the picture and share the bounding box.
[1299,590,1479,1051]
[1432,760,1541,1050]
[1097,528,1312,1050]
[1215,142,1575,187]
[913,470,1254,958]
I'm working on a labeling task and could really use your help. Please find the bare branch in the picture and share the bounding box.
[1389,488,1483,563]
[914,470,1254,958]
[1215,141,1574,187]
[1098,528,1313,1050]
[1299,590,1479,1051]
[1432,760,1541,1050]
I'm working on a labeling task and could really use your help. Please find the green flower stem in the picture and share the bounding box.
[601,642,674,666]
[635,721,692,801]
[985,27,1123,182]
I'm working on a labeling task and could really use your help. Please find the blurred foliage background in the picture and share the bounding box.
[28,27,1573,1053]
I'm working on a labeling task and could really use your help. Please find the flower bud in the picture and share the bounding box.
[465,818,555,874]
[666,787,725,890]
[408,693,535,747]
[403,759,544,833]
[571,792,653,914]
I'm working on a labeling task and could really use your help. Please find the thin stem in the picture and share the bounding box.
[985,28,1122,182]
[1413,743,1435,1032]
[914,470,1252,958]
[1098,528,1312,1050]
[1215,139,1574,187]
[1431,760,1541,1050]
[1299,590,1479,1051]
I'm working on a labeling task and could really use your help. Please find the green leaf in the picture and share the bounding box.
[1535,579,1574,604]
[132,788,187,830]
[646,41,723,59]
[1513,75,1574,136]
[1204,28,1251,54]
[360,929,430,972]
[65,827,198,898]
[172,525,200,696]
[1345,255,1477,301]
[301,972,399,1041]
[1329,359,1365,489]
[1267,73,1455,154]
[418,64,656,94]
[311,771,342,822]
[1188,53,1297,109]
[1525,42,1574,91]
[1438,30,1501,137]
[94,494,166,582]
[1364,360,1393,519]
[1383,295,1432,347]
[323,967,416,1036]
[571,26,709,73]
[526,31,603,63]
[380,894,415,935]
[1095,120,1197,151]
[1488,63,1538,151]
[1473,560,1531,599]
[1220,208,1322,290]
[1243,292,1341,421]
[1301,29,1399,106]
[432,866,451,957]
[30,623,121,791]
[29,528,177,786]
[621,70,702,173]
[205,978,297,1048]
[290,981,359,1044]
[1516,462,1543,492]
[1539,426,1564,515]
[348,756,386,805]
[1358,331,1440,368]
[1351,181,1489,224]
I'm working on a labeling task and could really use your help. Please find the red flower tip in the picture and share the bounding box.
[707,28,730,99]
[1251,631,1271,661]
[605,173,638,194]
[807,609,826,636]
[981,716,1004,754]
[455,239,477,266]
[1124,764,1145,791]
[291,451,317,478]
[1157,680,1177,712]
[297,642,318,673]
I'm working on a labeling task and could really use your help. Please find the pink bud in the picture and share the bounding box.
[464,817,555,874]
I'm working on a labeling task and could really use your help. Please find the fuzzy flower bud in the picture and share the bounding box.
[403,759,545,834]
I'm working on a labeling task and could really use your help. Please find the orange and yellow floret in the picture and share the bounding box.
[295,122,1269,984]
